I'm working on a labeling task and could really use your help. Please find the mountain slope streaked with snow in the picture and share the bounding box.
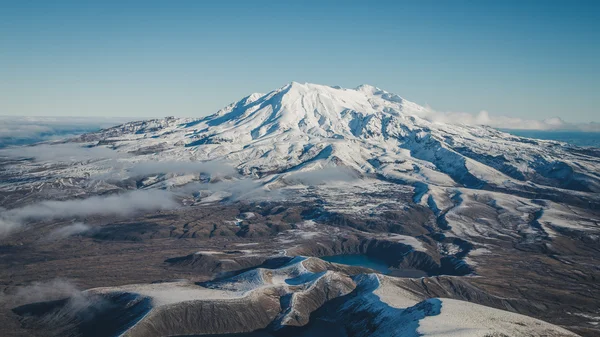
[76,82,600,195]
[2,82,599,337]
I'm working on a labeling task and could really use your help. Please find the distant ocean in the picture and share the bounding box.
[0,127,102,149]
[1,122,599,149]
[502,130,600,148]
[0,116,132,149]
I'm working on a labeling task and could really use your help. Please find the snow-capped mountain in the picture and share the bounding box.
[3,81,599,213]
[3,82,600,337]
[74,82,599,196]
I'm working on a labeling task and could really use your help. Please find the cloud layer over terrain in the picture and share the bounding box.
[47,223,93,240]
[0,116,132,148]
[419,109,600,131]
[0,143,122,162]
[0,190,178,238]
[127,160,237,177]
[283,167,359,185]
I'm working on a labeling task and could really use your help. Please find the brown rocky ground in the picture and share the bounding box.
[1,196,599,336]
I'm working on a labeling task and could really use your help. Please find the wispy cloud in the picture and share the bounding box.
[283,167,359,185]
[126,160,237,177]
[0,116,132,148]
[47,223,92,240]
[0,279,82,306]
[183,177,290,203]
[417,108,600,131]
[87,159,240,184]
[186,179,266,201]
[0,278,108,322]
[0,143,123,162]
[185,167,360,202]
[0,190,178,238]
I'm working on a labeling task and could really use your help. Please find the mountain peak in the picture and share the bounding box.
[281,82,382,94]
[276,82,403,104]
[201,82,433,145]
[73,81,600,194]
[283,81,342,92]
[354,84,382,94]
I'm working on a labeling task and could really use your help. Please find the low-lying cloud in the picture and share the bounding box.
[47,223,92,240]
[127,160,237,177]
[0,166,365,237]
[417,109,600,131]
[87,159,240,185]
[283,167,360,186]
[0,279,82,307]
[0,116,132,148]
[185,167,360,202]
[184,177,289,203]
[0,143,123,162]
[0,190,178,238]
[0,278,107,322]
[186,178,267,201]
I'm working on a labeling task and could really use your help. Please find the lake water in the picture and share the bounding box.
[321,254,427,278]
[502,129,600,148]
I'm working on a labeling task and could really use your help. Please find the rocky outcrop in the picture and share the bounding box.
[123,289,282,337]
[276,271,355,327]
[10,256,582,337]
[290,237,472,277]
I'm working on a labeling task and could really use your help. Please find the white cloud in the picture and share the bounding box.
[0,279,81,306]
[0,116,132,147]
[47,223,92,240]
[0,278,106,318]
[188,179,264,200]
[0,143,123,162]
[417,108,600,131]
[283,167,359,186]
[88,159,239,183]
[0,190,178,238]
[127,160,237,177]
[183,177,287,202]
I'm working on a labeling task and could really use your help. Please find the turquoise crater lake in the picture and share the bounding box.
[321,254,427,278]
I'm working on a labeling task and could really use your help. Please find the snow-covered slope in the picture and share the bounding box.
[3,81,599,218]
[2,82,599,336]
[68,82,600,194]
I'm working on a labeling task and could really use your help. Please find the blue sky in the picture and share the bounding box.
[1,0,598,123]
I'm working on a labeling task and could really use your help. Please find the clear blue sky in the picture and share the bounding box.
[1,0,598,122]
